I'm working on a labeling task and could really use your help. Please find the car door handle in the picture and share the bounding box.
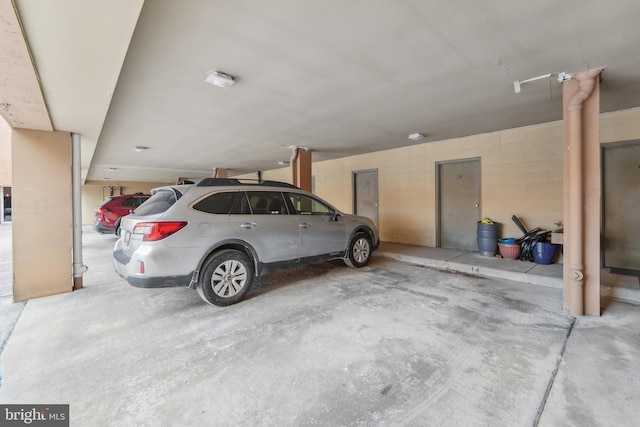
[240,222,258,229]
[299,223,311,229]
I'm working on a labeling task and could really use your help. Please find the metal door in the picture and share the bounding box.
[354,170,379,225]
[603,141,640,272]
[437,158,481,250]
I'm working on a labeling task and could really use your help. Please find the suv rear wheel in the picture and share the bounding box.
[344,232,372,268]
[197,250,254,306]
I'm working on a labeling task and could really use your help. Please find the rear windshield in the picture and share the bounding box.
[97,197,114,208]
[133,189,178,216]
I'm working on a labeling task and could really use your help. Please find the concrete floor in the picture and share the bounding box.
[1,224,639,426]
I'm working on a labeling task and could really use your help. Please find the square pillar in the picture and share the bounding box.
[212,168,228,178]
[12,129,73,301]
[583,77,601,315]
[294,149,312,192]
[562,73,601,316]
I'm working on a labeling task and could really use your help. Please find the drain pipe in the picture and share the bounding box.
[72,133,88,290]
[566,69,602,316]
[290,147,300,187]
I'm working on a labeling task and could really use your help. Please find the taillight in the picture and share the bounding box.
[133,222,187,241]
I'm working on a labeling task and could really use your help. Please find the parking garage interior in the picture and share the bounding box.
[1,1,640,425]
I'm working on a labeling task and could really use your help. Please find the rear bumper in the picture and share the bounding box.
[127,274,194,288]
[94,221,115,234]
[113,245,195,288]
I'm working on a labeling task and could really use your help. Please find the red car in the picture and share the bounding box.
[94,193,150,234]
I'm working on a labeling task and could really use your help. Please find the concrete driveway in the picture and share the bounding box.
[0,225,639,426]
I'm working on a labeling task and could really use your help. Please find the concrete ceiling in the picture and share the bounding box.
[3,0,640,184]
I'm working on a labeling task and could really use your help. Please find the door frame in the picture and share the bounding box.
[352,168,379,225]
[435,157,481,248]
[601,139,640,274]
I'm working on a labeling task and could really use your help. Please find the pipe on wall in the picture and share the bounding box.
[566,68,602,316]
[72,133,88,290]
[290,147,300,187]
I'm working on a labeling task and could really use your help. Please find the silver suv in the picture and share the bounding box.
[113,178,379,306]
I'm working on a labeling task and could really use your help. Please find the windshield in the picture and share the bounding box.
[133,189,178,216]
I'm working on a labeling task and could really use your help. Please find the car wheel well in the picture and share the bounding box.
[344,230,373,268]
[201,243,259,276]
[352,226,374,243]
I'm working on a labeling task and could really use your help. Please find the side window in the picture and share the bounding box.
[230,192,252,215]
[246,191,288,215]
[192,192,237,214]
[133,197,149,207]
[122,198,137,207]
[286,193,331,215]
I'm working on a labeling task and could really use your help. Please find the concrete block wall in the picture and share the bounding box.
[234,107,640,248]
[601,107,640,143]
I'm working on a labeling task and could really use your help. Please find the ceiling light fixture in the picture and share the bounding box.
[133,146,149,152]
[408,133,425,141]
[205,71,236,88]
[108,167,118,172]
[278,161,290,166]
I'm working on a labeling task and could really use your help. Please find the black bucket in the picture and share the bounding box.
[477,221,498,256]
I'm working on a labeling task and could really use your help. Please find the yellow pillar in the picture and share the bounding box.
[12,129,73,301]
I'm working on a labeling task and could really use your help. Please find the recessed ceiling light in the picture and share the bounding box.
[133,146,149,152]
[408,133,425,141]
[278,161,290,166]
[108,167,118,172]
[205,71,236,88]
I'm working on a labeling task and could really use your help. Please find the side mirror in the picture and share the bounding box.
[330,210,340,222]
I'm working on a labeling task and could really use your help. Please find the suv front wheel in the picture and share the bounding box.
[344,232,372,268]
[197,249,254,306]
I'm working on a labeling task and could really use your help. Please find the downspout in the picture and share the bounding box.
[290,147,300,187]
[72,133,88,290]
[566,69,601,316]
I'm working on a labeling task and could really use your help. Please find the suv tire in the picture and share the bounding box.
[344,231,372,268]
[197,249,254,306]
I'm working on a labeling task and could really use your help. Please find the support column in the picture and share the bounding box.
[290,148,312,192]
[562,69,602,316]
[0,186,4,223]
[12,129,73,301]
[212,168,228,178]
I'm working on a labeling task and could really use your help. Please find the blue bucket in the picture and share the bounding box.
[533,242,557,264]
[477,222,499,256]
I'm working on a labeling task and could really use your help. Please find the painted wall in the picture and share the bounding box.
[237,122,565,246]
[0,116,11,186]
[235,107,640,249]
[12,129,72,301]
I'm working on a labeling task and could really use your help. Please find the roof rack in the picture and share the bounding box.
[195,178,299,189]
